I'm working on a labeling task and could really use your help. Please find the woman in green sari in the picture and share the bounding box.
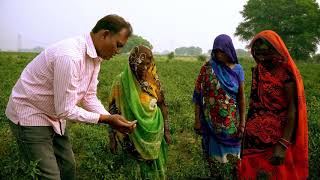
[108,45,171,179]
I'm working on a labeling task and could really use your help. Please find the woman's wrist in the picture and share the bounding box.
[239,123,246,128]
[277,137,292,149]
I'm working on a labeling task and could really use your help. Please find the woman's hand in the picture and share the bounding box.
[269,144,286,166]
[237,126,245,139]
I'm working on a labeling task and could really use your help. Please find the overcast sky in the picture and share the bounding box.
[1,0,319,53]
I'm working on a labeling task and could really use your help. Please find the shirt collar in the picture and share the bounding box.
[85,33,102,61]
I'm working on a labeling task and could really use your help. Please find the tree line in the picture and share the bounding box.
[124,0,320,60]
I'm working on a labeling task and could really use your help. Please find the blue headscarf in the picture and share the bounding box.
[210,34,240,100]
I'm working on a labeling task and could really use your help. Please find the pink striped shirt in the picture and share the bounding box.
[5,34,110,135]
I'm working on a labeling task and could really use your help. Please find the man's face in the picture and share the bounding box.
[98,28,129,60]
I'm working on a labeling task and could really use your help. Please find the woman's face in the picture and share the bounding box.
[136,53,154,80]
[214,49,232,63]
[129,45,155,81]
[252,39,283,69]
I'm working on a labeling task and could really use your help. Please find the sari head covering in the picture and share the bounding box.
[210,34,240,100]
[239,30,308,179]
[129,45,162,99]
[109,45,167,178]
[212,34,238,64]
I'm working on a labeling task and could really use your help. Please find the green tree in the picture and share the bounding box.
[174,46,202,56]
[235,0,320,60]
[167,52,175,61]
[312,53,320,63]
[236,49,250,58]
[197,54,207,61]
[121,35,153,53]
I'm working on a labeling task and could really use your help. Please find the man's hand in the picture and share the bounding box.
[99,114,137,134]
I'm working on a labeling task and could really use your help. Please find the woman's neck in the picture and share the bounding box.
[260,63,279,76]
[225,61,236,69]
[216,57,236,69]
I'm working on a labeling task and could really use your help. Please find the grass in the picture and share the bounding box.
[0,52,319,179]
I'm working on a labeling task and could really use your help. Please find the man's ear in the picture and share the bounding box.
[102,30,111,39]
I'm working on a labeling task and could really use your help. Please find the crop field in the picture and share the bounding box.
[0,52,319,179]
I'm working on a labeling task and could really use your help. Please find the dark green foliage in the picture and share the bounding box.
[175,46,203,56]
[236,49,251,58]
[235,0,320,60]
[121,35,153,53]
[167,52,175,61]
[312,53,320,63]
[197,54,207,61]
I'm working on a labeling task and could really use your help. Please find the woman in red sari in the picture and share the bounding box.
[238,30,308,179]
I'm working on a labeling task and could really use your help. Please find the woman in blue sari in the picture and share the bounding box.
[193,34,246,178]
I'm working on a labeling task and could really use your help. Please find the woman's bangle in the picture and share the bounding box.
[280,138,291,144]
[239,124,246,129]
[279,138,292,146]
[278,141,288,149]
[278,138,291,149]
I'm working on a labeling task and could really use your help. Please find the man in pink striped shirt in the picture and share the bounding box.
[6,14,136,180]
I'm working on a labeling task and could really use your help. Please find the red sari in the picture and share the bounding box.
[238,30,308,179]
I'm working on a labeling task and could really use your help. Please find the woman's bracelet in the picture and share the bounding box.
[278,137,292,149]
[239,124,246,129]
[280,138,291,144]
[278,141,288,149]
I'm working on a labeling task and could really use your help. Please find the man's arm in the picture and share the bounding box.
[82,63,110,115]
[53,56,136,133]
[53,56,101,123]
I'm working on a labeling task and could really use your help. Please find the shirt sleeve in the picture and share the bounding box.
[53,56,100,124]
[237,64,245,83]
[82,62,110,115]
